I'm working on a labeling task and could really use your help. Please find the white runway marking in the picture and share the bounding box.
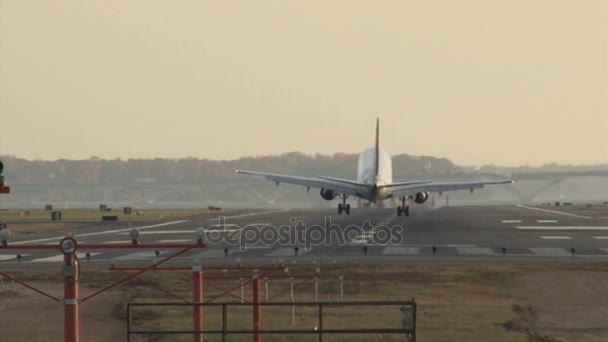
[195,249,236,258]
[101,240,131,244]
[530,248,571,256]
[516,226,608,231]
[116,251,167,260]
[266,248,306,257]
[593,236,608,240]
[381,247,420,255]
[118,230,194,235]
[540,236,572,240]
[0,254,30,261]
[11,220,187,245]
[31,252,101,263]
[456,247,497,255]
[515,205,593,219]
[501,220,522,223]
[537,220,558,223]
[206,209,291,222]
[158,239,192,243]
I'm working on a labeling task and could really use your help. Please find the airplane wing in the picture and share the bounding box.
[388,179,515,197]
[234,170,370,197]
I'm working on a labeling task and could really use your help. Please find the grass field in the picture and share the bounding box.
[2,264,532,342]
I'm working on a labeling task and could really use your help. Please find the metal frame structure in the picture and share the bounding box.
[127,300,417,342]
[0,239,206,342]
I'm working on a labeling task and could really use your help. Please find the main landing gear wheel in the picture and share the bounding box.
[397,196,410,217]
[397,206,410,217]
[338,199,351,215]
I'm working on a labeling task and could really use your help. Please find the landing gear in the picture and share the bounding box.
[397,197,410,217]
[338,196,351,215]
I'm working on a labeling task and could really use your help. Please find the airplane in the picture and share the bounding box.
[235,118,514,216]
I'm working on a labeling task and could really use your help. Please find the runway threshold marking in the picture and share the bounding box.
[515,205,593,219]
[540,236,572,240]
[516,226,608,230]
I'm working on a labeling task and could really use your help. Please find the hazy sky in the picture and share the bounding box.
[1,1,606,166]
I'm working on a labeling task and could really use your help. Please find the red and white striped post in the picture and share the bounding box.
[60,237,80,342]
[252,270,261,342]
[193,263,204,342]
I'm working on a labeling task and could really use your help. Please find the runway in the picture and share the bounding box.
[2,205,608,269]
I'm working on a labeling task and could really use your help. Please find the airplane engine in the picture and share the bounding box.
[414,191,429,204]
[320,188,336,201]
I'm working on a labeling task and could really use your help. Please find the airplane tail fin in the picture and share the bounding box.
[374,117,380,178]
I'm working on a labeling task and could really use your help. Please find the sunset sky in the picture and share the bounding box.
[1,0,606,166]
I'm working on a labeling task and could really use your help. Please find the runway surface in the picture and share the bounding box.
[2,205,608,269]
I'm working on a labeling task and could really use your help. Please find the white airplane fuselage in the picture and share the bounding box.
[356,147,393,202]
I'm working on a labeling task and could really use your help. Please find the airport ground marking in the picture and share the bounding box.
[540,236,572,240]
[10,220,187,245]
[515,204,593,219]
[516,226,608,230]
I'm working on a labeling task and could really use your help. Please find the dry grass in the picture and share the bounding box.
[4,263,608,341]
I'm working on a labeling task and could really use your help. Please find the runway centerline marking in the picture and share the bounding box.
[501,220,522,223]
[515,205,593,219]
[537,220,558,223]
[593,236,608,240]
[516,226,608,231]
[540,236,572,240]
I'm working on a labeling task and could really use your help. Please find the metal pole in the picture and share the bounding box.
[221,304,227,342]
[339,276,344,302]
[193,264,204,342]
[252,274,261,342]
[240,278,244,303]
[290,277,295,325]
[318,304,323,342]
[314,277,319,302]
[63,253,79,342]
[126,304,131,342]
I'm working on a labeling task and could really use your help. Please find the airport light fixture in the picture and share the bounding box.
[130,228,140,245]
[59,237,78,255]
[195,227,205,244]
[0,226,10,246]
